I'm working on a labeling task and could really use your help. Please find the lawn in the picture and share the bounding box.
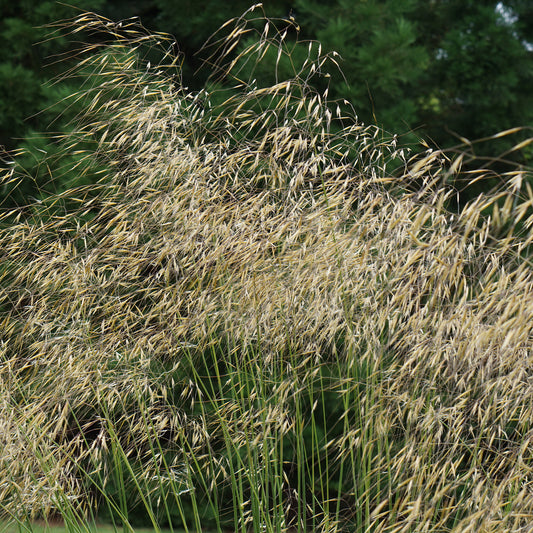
[0,523,184,533]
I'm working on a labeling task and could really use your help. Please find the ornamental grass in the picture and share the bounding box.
[1,7,533,532]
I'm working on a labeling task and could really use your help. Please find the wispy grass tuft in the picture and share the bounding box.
[1,6,533,532]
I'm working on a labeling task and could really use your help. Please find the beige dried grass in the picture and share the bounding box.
[1,6,533,532]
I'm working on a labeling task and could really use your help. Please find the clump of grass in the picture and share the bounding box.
[2,6,533,532]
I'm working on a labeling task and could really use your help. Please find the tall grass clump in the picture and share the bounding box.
[2,6,533,532]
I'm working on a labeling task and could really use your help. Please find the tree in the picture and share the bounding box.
[292,0,429,141]
[413,1,533,149]
[0,0,106,208]
[2,1,532,209]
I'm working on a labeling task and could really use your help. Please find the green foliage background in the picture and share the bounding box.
[1,0,532,208]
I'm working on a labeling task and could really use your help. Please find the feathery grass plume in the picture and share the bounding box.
[1,5,533,532]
